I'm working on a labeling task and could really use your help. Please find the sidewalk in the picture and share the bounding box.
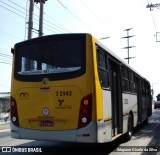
[0,121,10,131]
[155,125,160,155]
[0,112,10,125]
[0,121,10,125]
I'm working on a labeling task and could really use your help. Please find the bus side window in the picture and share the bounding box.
[121,66,129,92]
[141,80,148,96]
[96,46,109,89]
[129,71,136,94]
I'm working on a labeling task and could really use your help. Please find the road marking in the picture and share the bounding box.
[0,129,10,132]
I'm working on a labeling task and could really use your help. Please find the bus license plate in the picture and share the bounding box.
[40,120,54,127]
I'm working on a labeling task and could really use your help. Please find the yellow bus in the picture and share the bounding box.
[10,33,152,143]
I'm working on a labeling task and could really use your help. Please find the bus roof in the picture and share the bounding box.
[95,36,149,83]
[13,33,150,83]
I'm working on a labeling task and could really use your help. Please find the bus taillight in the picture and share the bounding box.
[10,97,19,127]
[78,94,92,129]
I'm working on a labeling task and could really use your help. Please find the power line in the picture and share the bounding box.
[0,30,23,40]
[0,3,25,19]
[80,0,106,26]
[8,0,27,12]
[0,1,38,36]
[33,4,66,33]
[150,10,157,31]
[34,1,70,33]
[0,0,69,36]
[0,61,12,65]
[0,52,12,65]
[57,0,92,31]
[34,2,70,33]
[0,0,26,17]
[146,0,158,31]
[0,53,12,58]
[44,18,70,33]
[44,11,71,33]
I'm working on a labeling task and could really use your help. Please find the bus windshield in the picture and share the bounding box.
[14,38,85,81]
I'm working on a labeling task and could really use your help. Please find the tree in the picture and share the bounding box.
[156,93,160,101]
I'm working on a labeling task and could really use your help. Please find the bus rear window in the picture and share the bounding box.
[14,37,86,81]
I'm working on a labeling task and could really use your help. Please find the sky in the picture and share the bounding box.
[0,0,160,99]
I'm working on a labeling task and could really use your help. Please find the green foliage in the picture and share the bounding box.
[156,93,160,101]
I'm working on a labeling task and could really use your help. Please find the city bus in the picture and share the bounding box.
[10,33,152,143]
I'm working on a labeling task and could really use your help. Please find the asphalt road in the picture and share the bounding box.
[0,124,10,138]
[0,107,160,155]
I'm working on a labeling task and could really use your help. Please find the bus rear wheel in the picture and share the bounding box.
[125,115,133,141]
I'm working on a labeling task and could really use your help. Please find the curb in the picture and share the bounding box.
[0,122,10,125]
[141,124,160,155]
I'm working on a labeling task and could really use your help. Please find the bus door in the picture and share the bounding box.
[109,60,122,137]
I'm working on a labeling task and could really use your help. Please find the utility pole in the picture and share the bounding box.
[25,0,34,71]
[146,3,160,42]
[35,0,47,37]
[122,28,135,64]
[39,1,44,37]
[28,0,34,39]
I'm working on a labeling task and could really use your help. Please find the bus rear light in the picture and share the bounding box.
[78,94,92,129]
[83,99,89,106]
[10,97,19,127]
[11,101,15,107]
[11,109,16,114]
[82,108,88,115]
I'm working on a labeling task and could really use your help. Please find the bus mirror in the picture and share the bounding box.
[11,48,14,54]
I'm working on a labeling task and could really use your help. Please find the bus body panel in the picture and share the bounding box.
[11,33,98,142]
[10,121,97,143]
[122,94,137,113]
[10,33,152,143]
[102,90,112,121]
[15,85,82,130]
[91,37,104,143]
[91,37,103,122]
[101,90,112,142]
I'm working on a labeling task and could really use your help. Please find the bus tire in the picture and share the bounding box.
[143,117,148,126]
[125,115,133,141]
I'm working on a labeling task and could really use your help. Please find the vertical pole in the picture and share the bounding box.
[122,28,135,64]
[39,0,44,37]
[127,30,130,64]
[28,0,34,39]
[26,0,34,71]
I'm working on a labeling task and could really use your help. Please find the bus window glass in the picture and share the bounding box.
[97,49,107,70]
[129,71,134,82]
[96,46,109,89]
[16,40,83,76]
[121,66,129,92]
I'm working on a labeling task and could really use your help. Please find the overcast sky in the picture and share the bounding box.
[0,0,160,98]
